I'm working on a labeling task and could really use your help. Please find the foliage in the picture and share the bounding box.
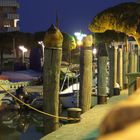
[62,32,76,50]
[94,30,126,45]
[34,31,46,42]
[62,32,76,63]
[10,31,35,49]
[89,2,140,46]
[0,32,13,54]
[29,47,42,72]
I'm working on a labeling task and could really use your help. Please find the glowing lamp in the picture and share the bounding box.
[19,46,27,53]
[74,32,87,46]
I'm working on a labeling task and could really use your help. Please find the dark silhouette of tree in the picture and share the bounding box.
[62,32,76,63]
[10,31,34,59]
[94,30,126,45]
[29,47,42,72]
[0,32,13,70]
[34,31,46,42]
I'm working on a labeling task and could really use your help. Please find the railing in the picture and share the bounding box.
[126,72,140,95]
[7,13,19,19]
[0,0,19,7]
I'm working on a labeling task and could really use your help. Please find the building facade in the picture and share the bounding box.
[0,0,19,32]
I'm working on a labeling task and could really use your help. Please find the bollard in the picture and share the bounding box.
[97,43,108,104]
[114,83,120,95]
[67,108,82,123]
[114,88,120,95]
[98,96,107,104]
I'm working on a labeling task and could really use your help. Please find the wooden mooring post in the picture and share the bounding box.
[43,24,63,134]
[79,35,93,113]
[97,44,108,104]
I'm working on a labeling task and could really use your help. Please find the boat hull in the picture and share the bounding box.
[60,92,97,108]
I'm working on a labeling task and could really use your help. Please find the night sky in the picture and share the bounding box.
[18,0,135,35]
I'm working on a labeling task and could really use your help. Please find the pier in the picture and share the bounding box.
[41,90,128,140]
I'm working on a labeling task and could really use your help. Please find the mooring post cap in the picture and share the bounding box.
[44,24,63,48]
[67,108,82,112]
[115,83,120,88]
[83,35,93,47]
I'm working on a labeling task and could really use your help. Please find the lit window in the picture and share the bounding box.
[14,19,19,27]
[4,24,10,27]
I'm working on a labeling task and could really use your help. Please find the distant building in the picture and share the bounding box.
[0,0,19,32]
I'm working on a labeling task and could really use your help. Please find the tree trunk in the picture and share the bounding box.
[0,49,4,71]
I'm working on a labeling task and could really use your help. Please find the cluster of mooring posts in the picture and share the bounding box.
[108,39,140,96]
[42,25,140,134]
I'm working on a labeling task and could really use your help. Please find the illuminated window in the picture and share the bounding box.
[14,18,19,27]
[4,24,10,27]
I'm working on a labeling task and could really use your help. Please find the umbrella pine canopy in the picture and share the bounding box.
[89,2,140,46]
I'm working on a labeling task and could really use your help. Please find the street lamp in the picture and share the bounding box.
[19,45,28,63]
[38,41,45,64]
[74,32,87,46]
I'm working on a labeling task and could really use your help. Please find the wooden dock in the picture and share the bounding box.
[41,90,128,140]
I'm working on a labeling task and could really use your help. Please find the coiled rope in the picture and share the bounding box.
[0,85,80,121]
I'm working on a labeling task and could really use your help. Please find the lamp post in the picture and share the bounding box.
[19,45,27,63]
[38,41,45,64]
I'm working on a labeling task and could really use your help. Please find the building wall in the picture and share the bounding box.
[0,0,19,32]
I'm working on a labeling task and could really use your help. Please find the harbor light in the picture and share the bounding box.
[19,45,27,53]
[74,32,87,46]
[38,41,45,64]
[92,48,97,55]
[19,45,28,63]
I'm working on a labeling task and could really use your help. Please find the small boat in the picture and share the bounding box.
[0,70,98,109]
[59,82,97,108]
[29,83,97,109]
[1,82,97,110]
[60,83,79,108]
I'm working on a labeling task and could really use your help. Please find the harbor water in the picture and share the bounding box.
[0,110,64,140]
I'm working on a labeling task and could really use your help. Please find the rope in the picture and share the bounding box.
[0,85,81,121]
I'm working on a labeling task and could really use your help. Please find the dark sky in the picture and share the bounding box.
[18,0,135,35]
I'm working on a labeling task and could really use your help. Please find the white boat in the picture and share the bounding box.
[25,82,97,109]
[59,82,97,108]
[0,70,97,109]
[60,83,79,108]
[24,84,79,108]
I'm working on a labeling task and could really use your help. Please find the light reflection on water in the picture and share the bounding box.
[0,111,45,140]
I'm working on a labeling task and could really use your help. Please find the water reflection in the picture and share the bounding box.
[0,110,65,140]
[0,111,44,140]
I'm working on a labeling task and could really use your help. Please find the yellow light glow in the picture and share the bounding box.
[92,48,97,55]
[74,32,87,47]
[77,40,83,46]
[19,46,28,53]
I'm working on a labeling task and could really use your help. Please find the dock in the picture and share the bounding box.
[41,90,128,140]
